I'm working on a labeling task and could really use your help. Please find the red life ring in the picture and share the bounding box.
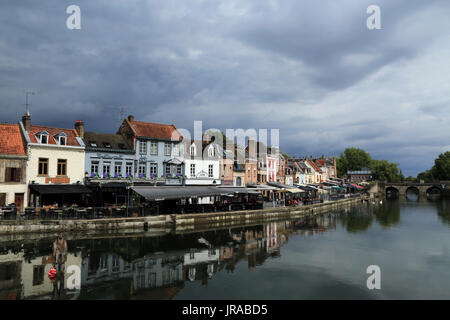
[48,266,56,277]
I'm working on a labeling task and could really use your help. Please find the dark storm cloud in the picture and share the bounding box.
[0,0,449,176]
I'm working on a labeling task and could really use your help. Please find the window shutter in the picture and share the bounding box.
[5,167,11,182]
[15,169,21,182]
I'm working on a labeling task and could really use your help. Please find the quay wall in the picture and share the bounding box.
[0,197,365,235]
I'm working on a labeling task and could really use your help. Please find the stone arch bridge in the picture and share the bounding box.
[379,182,445,199]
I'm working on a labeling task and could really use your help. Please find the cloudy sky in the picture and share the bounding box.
[1,0,450,176]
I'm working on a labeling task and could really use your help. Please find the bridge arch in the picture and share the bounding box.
[385,186,399,199]
[405,186,420,201]
[426,186,442,198]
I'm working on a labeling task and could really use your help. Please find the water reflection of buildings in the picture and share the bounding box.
[22,252,81,299]
[0,251,23,300]
[0,214,340,299]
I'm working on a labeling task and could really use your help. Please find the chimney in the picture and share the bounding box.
[74,120,85,139]
[127,115,134,122]
[22,113,31,132]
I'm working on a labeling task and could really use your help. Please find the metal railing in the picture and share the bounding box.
[1,206,158,221]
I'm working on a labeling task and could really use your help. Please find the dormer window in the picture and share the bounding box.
[89,141,97,147]
[59,136,66,145]
[103,142,111,148]
[35,131,49,144]
[54,132,67,146]
[190,144,196,156]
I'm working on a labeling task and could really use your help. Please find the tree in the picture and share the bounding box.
[432,151,450,180]
[337,148,372,177]
[415,151,450,182]
[370,159,403,182]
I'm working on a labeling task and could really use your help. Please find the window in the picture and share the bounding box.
[33,265,45,286]
[190,164,196,177]
[103,162,111,176]
[91,161,99,174]
[5,167,21,182]
[36,131,49,144]
[38,158,48,176]
[57,159,67,176]
[138,163,146,175]
[148,272,157,288]
[177,165,182,174]
[208,146,215,157]
[150,141,158,155]
[0,193,5,206]
[164,142,171,156]
[114,163,122,176]
[59,135,66,145]
[126,163,133,176]
[173,145,179,156]
[208,164,213,178]
[89,141,97,147]
[139,141,147,154]
[165,165,171,175]
[150,163,157,176]
[103,142,111,148]
[190,144,196,156]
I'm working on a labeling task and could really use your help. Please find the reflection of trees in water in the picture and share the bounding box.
[374,200,400,228]
[434,200,450,226]
[339,206,373,233]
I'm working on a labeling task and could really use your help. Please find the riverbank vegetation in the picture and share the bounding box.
[416,151,450,182]
[336,147,404,182]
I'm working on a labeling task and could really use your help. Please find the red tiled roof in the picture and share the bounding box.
[315,159,325,167]
[128,120,182,141]
[0,124,26,155]
[307,160,322,173]
[28,125,82,146]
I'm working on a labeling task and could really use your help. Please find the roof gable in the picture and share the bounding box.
[129,120,182,141]
[28,125,82,147]
[83,131,133,151]
[0,124,26,155]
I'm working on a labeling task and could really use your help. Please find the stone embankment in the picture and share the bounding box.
[0,197,366,235]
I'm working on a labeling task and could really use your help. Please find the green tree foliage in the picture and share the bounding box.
[336,147,403,182]
[370,159,404,182]
[432,151,450,180]
[417,169,435,182]
[336,148,372,177]
[416,151,450,182]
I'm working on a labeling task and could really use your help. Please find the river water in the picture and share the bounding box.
[1,196,449,300]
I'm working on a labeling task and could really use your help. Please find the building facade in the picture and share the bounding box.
[20,115,87,207]
[0,123,28,212]
[118,115,185,183]
[81,123,136,180]
[183,139,221,185]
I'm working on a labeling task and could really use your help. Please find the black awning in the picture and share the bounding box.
[29,184,92,195]
[131,186,237,201]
